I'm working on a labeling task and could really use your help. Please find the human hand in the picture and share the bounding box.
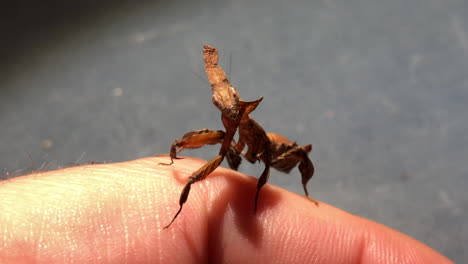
[0,157,453,263]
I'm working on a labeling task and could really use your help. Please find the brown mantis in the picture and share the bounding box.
[160,45,315,229]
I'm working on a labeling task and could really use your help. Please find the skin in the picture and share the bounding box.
[0,157,453,264]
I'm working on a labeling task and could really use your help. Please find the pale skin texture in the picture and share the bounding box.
[0,157,453,264]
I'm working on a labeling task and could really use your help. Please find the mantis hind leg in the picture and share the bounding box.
[298,156,318,205]
[254,164,270,212]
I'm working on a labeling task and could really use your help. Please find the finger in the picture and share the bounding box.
[0,157,453,264]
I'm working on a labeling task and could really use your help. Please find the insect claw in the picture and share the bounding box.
[163,205,184,229]
[308,197,319,206]
[158,156,183,166]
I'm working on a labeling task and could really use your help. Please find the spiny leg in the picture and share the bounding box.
[162,176,194,229]
[270,143,317,205]
[163,155,224,229]
[254,162,271,212]
[298,154,318,205]
[159,129,225,165]
[253,142,272,213]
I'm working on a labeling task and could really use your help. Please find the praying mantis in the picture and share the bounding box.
[160,45,315,229]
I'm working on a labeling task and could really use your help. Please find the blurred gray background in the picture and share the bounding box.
[1,0,466,262]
